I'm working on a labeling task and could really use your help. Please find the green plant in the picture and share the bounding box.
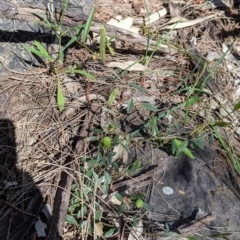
[172,139,194,159]
[22,1,96,110]
[100,25,116,61]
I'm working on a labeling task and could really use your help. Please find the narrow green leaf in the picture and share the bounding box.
[107,151,116,165]
[158,232,178,237]
[104,228,117,238]
[87,159,97,168]
[150,117,158,136]
[120,142,130,152]
[92,171,98,181]
[57,79,65,111]
[65,214,79,226]
[233,102,240,112]
[133,215,137,227]
[61,0,69,17]
[82,7,95,43]
[100,25,106,62]
[104,171,112,184]
[91,128,104,133]
[188,96,198,106]
[178,140,188,152]
[78,206,87,218]
[34,40,50,58]
[129,160,141,174]
[193,138,204,150]
[143,202,151,210]
[84,136,98,142]
[70,69,96,80]
[108,88,119,107]
[107,45,115,55]
[115,192,123,202]
[214,121,232,127]
[97,151,102,163]
[183,147,194,159]
[172,139,177,155]
[165,223,170,232]
[22,44,53,61]
[127,98,134,114]
[95,209,102,221]
[188,237,197,240]
[142,102,158,112]
[130,193,145,201]
[119,203,126,213]
[112,162,119,172]
[63,25,85,52]
[173,139,181,147]
[128,82,147,93]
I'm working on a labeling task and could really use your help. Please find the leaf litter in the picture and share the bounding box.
[1,0,240,239]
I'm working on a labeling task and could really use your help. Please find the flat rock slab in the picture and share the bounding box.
[128,143,240,239]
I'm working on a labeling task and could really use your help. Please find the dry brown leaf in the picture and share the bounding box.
[106,61,148,71]
[107,17,140,34]
[146,8,168,25]
[161,14,216,30]
[95,222,103,236]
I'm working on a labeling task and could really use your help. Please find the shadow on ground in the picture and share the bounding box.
[0,119,54,240]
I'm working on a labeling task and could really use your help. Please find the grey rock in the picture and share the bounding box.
[128,143,240,239]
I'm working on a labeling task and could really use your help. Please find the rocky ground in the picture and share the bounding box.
[0,0,240,239]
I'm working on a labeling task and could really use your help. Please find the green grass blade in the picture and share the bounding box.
[34,40,50,58]
[127,98,134,114]
[128,82,147,93]
[57,79,65,111]
[22,43,53,61]
[70,69,96,80]
[142,102,158,112]
[82,7,95,43]
[100,25,106,61]
[63,25,85,52]
[233,101,240,112]
[108,88,119,107]
[183,147,194,159]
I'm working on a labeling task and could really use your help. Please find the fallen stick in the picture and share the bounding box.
[48,109,94,238]
[111,165,163,191]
